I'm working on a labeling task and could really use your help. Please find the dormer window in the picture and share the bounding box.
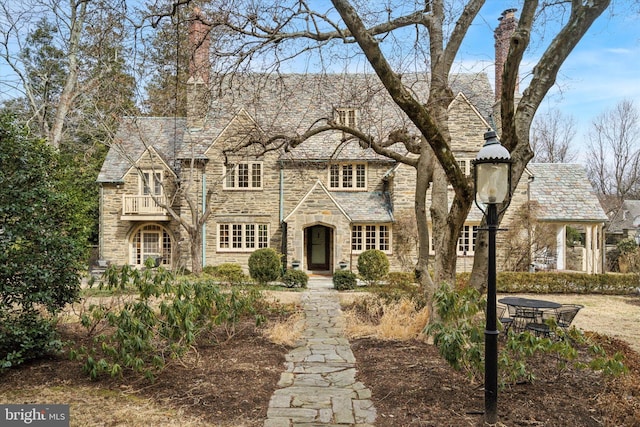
[335,108,357,128]
[329,163,366,190]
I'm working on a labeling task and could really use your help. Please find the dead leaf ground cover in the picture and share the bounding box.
[1,292,639,426]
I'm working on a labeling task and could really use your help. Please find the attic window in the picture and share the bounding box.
[335,108,357,128]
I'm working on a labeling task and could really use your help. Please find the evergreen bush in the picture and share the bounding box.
[282,269,308,288]
[215,263,247,285]
[357,249,390,285]
[248,248,282,285]
[333,270,357,290]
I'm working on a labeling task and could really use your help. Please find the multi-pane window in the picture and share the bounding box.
[351,224,391,253]
[141,171,162,195]
[218,223,269,251]
[130,224,172,267]
[456,159,473,177]
[329,163,366,190]
[458,224,478,255]
[335,108,357,127]
[224,162,263,189]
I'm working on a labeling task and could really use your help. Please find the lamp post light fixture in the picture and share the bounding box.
[472,129,512,425]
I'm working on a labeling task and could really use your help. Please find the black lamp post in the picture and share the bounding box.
[472,129,512,425]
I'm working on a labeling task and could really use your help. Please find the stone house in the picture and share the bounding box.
[96,10,607,275]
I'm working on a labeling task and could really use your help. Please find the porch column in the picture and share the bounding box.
[584,225,593,274]
[556,225,566,270]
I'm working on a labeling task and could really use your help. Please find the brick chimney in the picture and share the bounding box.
[494,9,518,102]
[187,7,211,128]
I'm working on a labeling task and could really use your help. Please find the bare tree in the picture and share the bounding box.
[586,99,640,211]
[191,0,610,297]
[530,108,577,163]
[0,0,135,149]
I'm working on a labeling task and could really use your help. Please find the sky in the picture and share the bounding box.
[455,1,640,158]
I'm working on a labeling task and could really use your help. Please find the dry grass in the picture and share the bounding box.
[0,386,208,427]
[263,311,305,346]
[343,296,430,340]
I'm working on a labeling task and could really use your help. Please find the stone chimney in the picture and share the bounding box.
[187,7,211,128]
[494,9,518,102]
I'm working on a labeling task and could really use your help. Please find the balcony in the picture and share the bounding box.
[121,195,170,221]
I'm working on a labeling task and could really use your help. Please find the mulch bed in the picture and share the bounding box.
[1,321,639,426]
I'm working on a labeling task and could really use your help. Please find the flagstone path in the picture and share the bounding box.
[263,275,376,427]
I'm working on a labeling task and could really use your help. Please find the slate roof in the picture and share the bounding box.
[527,163,607,222]
[97,117,186,183]
[607,200,640,233]
[331,191,394,222]
[98,72,493,181]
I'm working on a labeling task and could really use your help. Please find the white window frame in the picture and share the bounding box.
[223,162,263,190]
[139,170,163,195]
[329,163,367,190]
[130,224,172,267]
[456,159,473,177]
[457,224,479,255]
[217,223,269,252]
[427,223,478,255]
[351,224,391,254]
[335,107,357,127]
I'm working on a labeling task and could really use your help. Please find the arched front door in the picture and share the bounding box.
[305,225,332,271]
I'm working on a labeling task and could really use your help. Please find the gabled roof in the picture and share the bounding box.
[527,163,607,222]
[213,72,493,162]
[284,180,393,223]
[97,117,186,183]
[99,72,494,182]
[607,200,640,233]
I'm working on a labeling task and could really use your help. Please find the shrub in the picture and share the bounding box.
[74,264,266,380]
[215,263,247,285]
[386,271,416,288]
[425,283,627,386]
[0,113,83,369]
[357,249,390,285]
[282,269,309,288]
[333,270,357,291]
[248,248,282,285]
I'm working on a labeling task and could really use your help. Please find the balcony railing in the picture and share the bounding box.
[122,195,168,216]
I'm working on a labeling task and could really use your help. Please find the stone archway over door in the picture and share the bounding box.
[306,225,332,271]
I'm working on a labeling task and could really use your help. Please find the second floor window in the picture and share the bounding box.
[140,171,162,195]
[329,163,366,190]
[224,162,263,189]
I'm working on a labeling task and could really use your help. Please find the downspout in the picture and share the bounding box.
[279,161,286,265]
[99,185,104,260]
[202,166,206,269]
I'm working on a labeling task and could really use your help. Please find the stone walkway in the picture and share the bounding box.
[263,276,377,427]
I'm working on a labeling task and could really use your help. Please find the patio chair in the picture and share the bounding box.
[497,304,513,334]
[512,307,540,333]
[555,304,584,331]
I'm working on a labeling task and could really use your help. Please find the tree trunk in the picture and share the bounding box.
[189,226,203,275]
[49,0,86,149]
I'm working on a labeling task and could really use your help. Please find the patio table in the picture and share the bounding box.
[498,297,562,334]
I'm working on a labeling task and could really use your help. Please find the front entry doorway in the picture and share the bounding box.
[305,225,332,271]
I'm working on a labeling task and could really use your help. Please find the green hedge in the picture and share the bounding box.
[457,272,639,295]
